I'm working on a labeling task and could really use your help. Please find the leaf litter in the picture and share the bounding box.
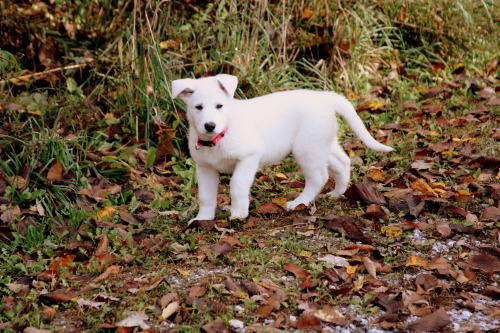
[1,52,499,333]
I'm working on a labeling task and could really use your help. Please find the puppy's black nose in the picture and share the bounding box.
[204,122,216,132]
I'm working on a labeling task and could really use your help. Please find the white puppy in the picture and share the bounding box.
[172,74,393,222]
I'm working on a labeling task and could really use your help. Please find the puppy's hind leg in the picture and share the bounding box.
[326,141,351,198]
[287,154,329,210]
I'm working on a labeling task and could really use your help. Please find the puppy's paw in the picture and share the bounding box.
[286,200,308,211]
[326,190,344,198]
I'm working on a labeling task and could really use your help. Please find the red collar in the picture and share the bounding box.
[197,127,228,147]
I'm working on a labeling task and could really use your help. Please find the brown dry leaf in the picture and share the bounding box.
[366,204,388,220]
[436,221,452,238]
[41,307,57,322]
[210,241,233,256]
[283,263,311,280]
[94,254,117,272]
[311,307,347,325]
[296,315,321,332]
[325,216,373,243]
[424,257,452,275]
[258,202,284,214]
[95,234,109,256]
[0,205,21,223]
[362,257,378,278]
[202,318,228,333]
[408,307,451,332]
[464,254,500,272]
[343,183,388,205]
[415,274,440,290]
[482,206,500,221]
[189,285,206,298]
[47,159,64,180]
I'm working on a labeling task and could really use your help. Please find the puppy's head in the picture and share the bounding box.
[172,74,238,139]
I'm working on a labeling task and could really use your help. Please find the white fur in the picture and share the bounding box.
[172,74,393,222]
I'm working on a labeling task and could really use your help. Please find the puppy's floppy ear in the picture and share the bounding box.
[172,78,195,100]
[215,74,238,97]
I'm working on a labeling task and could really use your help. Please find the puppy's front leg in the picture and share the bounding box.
[191,164,219,222]
[230,157,259,219]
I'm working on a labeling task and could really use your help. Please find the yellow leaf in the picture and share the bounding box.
[96,206,117,220]
[441,151,458,156]
[411,178,438,197]
[271,197,288,209]
[302,7,314,19]
[345,264,358,276]
[28,109,42,116]
[348,150,355,157]
[405,255,428,267]
[456,190,471,196]
[459,252,468,258]
[357,100,385,111]
[367,168,385,182]
[300,251,312,257]
[104,112,115,120]
[380,226,402,238]
[159,40,178,50]
[452,137,476,143]
[231,290,249,299]
[177,269,191,276]
[274,173,288,181]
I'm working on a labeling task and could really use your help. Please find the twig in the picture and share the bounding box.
[0,60,94,85]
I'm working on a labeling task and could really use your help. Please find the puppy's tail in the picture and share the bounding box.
[332,93,393,152]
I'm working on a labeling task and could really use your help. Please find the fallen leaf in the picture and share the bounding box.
[95,234,109,256]
[317,254,349,267]
[408,307,450,332]
[380,225,402,238]
[159,301,179,321]
[96,206,117,220]
[311,307,347,325]
[210,241,233,256]
[344,183,388,205]
[296,315,321,332]
[258,202,285,214]
[406,255,428,267]
[189,285,206,298]
[362,257,378,278]
[115,311,150,330]
[283,263,312,280]
[464,254,500,272]
[47,159,64,180]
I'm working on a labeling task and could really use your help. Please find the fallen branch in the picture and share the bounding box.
[0,60,94,85]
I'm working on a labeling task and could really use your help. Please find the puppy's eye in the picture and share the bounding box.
[216,104,223,109]
[195,105,203,110]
